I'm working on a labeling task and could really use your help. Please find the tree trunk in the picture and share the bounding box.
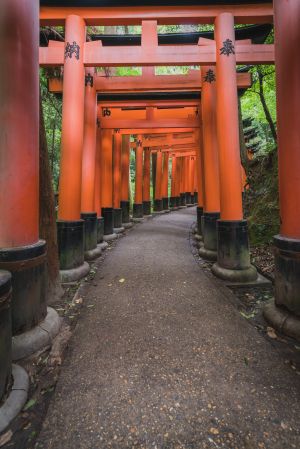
[39,91,63,303]
[238,95,249,174]
[50,116,56,173]
[258,71,277,143]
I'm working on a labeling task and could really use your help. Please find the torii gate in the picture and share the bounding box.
[39,14,275,285]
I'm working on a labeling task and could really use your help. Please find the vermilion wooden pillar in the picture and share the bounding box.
[213,13,257,282]
[81,68,97,214]
[200,66,221,261]
[0,0,48,338]
[154,150,163,212]
[101,129,115,237]
[113,130,123,229]
[162,152,170,210]
[94,126,102,218]
[189,156,196,204]
[133,136,144,219]
[120,135,131,225]
[194,166,198,204]
[143,148,152,216]
[56,15,90,281]
[94,126,105,245]
[180,157,187,207]
[195,126,205,236]
[268,0,300,321]
[80,68,101,261]
[185,157,192,205]
[175,156,182,208]
[170,156,178,209]
[58,16,85,221]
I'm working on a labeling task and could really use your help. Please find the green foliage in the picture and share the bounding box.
[40,68,62,191]
[241,65,276,152]
[244,148,279,245]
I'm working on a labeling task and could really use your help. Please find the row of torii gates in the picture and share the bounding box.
[0,0,299,429]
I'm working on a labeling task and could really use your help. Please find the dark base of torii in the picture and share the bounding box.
[212,220,257,283]
[0,241,47,335]
[57,220,90,282]
[143,201,152,216]
[264,236,300,340]
[199,212,220,262]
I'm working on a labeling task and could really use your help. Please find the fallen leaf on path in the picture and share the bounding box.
[209,428,219,435]
[267,327,277,339]
[240,311,255,319]
[23,398,36,411]
[119,278,125,283]
[0,430,13,447]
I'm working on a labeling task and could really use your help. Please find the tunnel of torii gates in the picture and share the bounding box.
[0,0,300,411]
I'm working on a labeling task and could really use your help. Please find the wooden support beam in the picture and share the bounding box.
[48,70,251,93]
[130,138,196,148]
[40,41,274,67]
[119,127,195,135]
[100,118,199,129]
[40,5,273,26]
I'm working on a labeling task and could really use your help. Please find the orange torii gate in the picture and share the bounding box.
[39,14,275,285]
[2,3,300,417]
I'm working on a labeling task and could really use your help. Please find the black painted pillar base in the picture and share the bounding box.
[199,212,220,261]
[194,192,198,204]
[113,208,123,231]
[273,235,300,316]
[143,201,152,216]
[0,240,47,335]
[162,197,169,210]
[0,271,12,401]
[81,212,102,261]
[133,203,144,219]
[120,200,130,224]
[169,197,177,209]
[97,217,104,243]
[57,220,89,283]
[153,199,163,212]
[102,207,114,236]
[212,220,257,283]
[196,207,203,237]
[180,193,187,207]
[176,196,181,208]
[185,191,192,206]
[190,194,195,205]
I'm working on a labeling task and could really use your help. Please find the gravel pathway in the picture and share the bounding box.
[35,208,300,449]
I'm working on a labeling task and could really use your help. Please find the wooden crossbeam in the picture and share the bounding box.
[40,41,274,67]
[130,138,196,148]
[98,101,200,108]
[151,149,197,157]
[97,107,197,120]
[48,70,251,93]
[100,118,199,129]
[40,5,273,26]
[119,128,195,135]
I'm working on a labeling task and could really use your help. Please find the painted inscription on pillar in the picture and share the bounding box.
[65,41,80,60]
[204,69,216,83]
[85,74,94,87]
[220,39,235,56]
